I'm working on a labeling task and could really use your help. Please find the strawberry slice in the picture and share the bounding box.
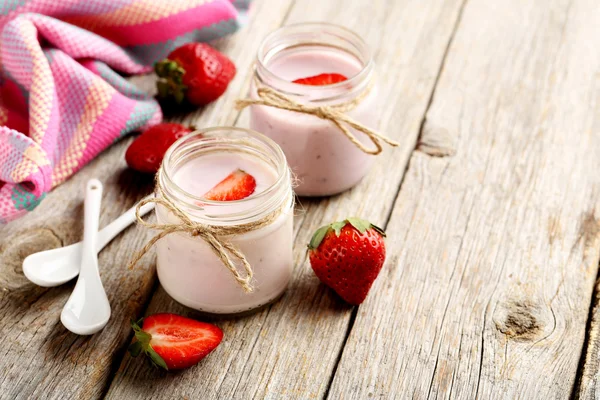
[128,313,223,370]
[203,169,257,201]
[292,73,348,86]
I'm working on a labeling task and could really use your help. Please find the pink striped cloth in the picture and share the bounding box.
[0,0,250,223]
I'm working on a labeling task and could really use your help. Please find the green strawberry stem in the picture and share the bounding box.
[308,217,386,250]
[155,59,187,104]
[128,318,168,370]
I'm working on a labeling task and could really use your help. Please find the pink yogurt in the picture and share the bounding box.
[250,25,379,196]
[156,129,294,314]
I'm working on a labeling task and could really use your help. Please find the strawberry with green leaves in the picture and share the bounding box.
[155,43,236,106]
[129,313,223,370]
[308,217,386,305]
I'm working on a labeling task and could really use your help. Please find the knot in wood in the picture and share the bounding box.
[0,227,63,291]
[418,124,456,157]
[495,299,544,340]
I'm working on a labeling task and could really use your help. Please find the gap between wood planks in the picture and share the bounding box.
[99,273,161,399]
[99,0,474,397]
[97,1,300,397]
[323,0,470,398]
[324,0,600,396]
[572,264,600,400]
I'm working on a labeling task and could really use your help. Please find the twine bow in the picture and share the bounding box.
[127,170,281,293]
[236,84,399,155]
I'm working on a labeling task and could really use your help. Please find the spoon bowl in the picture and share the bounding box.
[61,179,110,335]
[23,196,154,287]
[23,243,82,287]
[60,273,111,335]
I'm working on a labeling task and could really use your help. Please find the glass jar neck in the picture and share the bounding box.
[159,127,292,226]
[255,22,374,103]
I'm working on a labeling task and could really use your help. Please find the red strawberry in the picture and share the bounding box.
[128,313,223,370]
[155,43,236,106]
[293,73,348,86]
[125,123,193,173]
[308,217,386,305]
[203,169,257,201]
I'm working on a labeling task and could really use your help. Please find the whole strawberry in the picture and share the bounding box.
[129,313,223,370]
[155,43,236,106]
[125,123,193,173]
[308,217,386,305]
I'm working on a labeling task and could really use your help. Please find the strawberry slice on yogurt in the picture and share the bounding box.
[293,73,348,86]
[203,169,257,201]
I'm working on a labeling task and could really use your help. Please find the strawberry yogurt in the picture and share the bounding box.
[248,23,379,196]
[155,128,294,314]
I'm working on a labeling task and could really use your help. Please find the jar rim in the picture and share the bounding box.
[159,126,292,224]
[255,22,374,101]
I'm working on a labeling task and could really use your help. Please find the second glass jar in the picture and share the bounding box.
[249,22,379,197]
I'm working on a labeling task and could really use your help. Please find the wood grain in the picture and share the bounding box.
[328,0,600,398]
[0,0,294,398]
[0,139,157,399]
[105,0,467,399]
[577,277,600,399]
[3,0,594,398]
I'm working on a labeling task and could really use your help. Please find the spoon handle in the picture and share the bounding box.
[96,195,155,250]
[61,179,111,335]
[82,179,103,258]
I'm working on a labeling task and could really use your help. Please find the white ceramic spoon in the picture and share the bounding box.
[23,195,154,287]
[61,179,111,335]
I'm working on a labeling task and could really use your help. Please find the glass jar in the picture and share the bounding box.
[156,127,294,314]
[249,22,379,197]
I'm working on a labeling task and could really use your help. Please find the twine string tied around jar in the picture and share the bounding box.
[127,168,285,293]
[235,80,399,155]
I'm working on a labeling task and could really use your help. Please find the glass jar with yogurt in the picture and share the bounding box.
[247,23,381,197]
[155,127,294,314]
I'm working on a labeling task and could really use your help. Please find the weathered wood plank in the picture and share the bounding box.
[0,0,294,398]
[0,140,157,400]
[328,0,600,398]
[578,277,600,399]
[105,0,467,399]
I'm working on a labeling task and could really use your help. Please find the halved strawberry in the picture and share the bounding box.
[203,169,256,201]
[128,313,223,370]
[293,73,348,86]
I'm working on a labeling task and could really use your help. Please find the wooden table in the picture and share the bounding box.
[2,0,600,398]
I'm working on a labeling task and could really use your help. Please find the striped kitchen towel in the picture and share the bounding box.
[0,0,250,223]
